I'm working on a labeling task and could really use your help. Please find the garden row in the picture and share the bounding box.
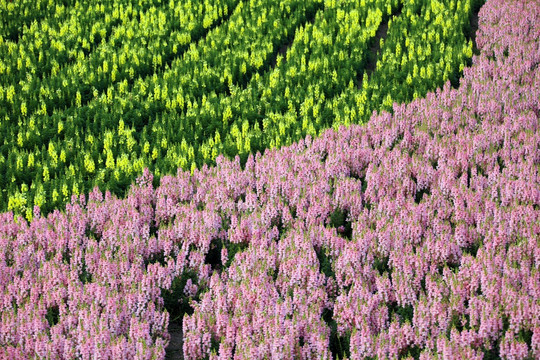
[1,0,480,220]
[1,0,538,358]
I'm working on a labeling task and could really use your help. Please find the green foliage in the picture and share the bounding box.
[322,307,351,360]
[45,305,60,327]
[328,208,353,239]
[316,246,335,280]
[373,256,390,275]
[161,270,201,323]
[388,302,414,325]
[78,260,93,285]
[224,240,249,268]
[0,0,478,219]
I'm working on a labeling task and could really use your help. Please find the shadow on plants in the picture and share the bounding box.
[208,337,221,359]
[322,307,351,360]
[411,175,431,204]
[414,187,431,204]
[204,238,249,272]
[62,249,71,265]
[518,328,533,348]
[466,0,486,56]
[388,302,414,325]
[161,270,201,323]
[78,259,93,284]
[267,2,323,70]
[452,0,486,88]
[5,250,14,267]
[328,208,352,240]
[224,240,249,268]
[449,311,470,333]
[162,270,203,360]
[481,341,501,360]
[373,256,390,276]
[316,246,336,280]
[401,345,421,360]
[271,214,285,236]
[436,261,460,276]
[46,305,60,327]
[463,237,481,257]
[357,1,404,87]
[205,239,223,272]
[145,250,168,268]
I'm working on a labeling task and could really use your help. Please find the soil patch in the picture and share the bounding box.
[165,321,183,360]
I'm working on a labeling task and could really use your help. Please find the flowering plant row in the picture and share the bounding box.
[0,0,237,219]
[0,0,163,90]
[1,0,476,223]
[0,0,322,220]
[1,0,538,358]
[329,0,480,129]
[0,0,77,42]
[191,0,478,164]
[0,0,173,117]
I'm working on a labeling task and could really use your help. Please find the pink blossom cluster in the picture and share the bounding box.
[1,0,539,359]
[0,172,176,360]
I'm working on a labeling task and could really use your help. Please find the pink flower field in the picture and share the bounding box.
[1,0,539,359]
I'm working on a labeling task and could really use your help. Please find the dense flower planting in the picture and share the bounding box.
[1,0,539,358]
[0,0,478,221]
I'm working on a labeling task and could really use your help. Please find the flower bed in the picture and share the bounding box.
[1,0,539,358]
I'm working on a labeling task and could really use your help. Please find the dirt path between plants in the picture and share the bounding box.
[357,6,403,88]
[165,321,183,360]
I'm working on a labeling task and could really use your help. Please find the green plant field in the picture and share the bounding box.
[0,0,482,220]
